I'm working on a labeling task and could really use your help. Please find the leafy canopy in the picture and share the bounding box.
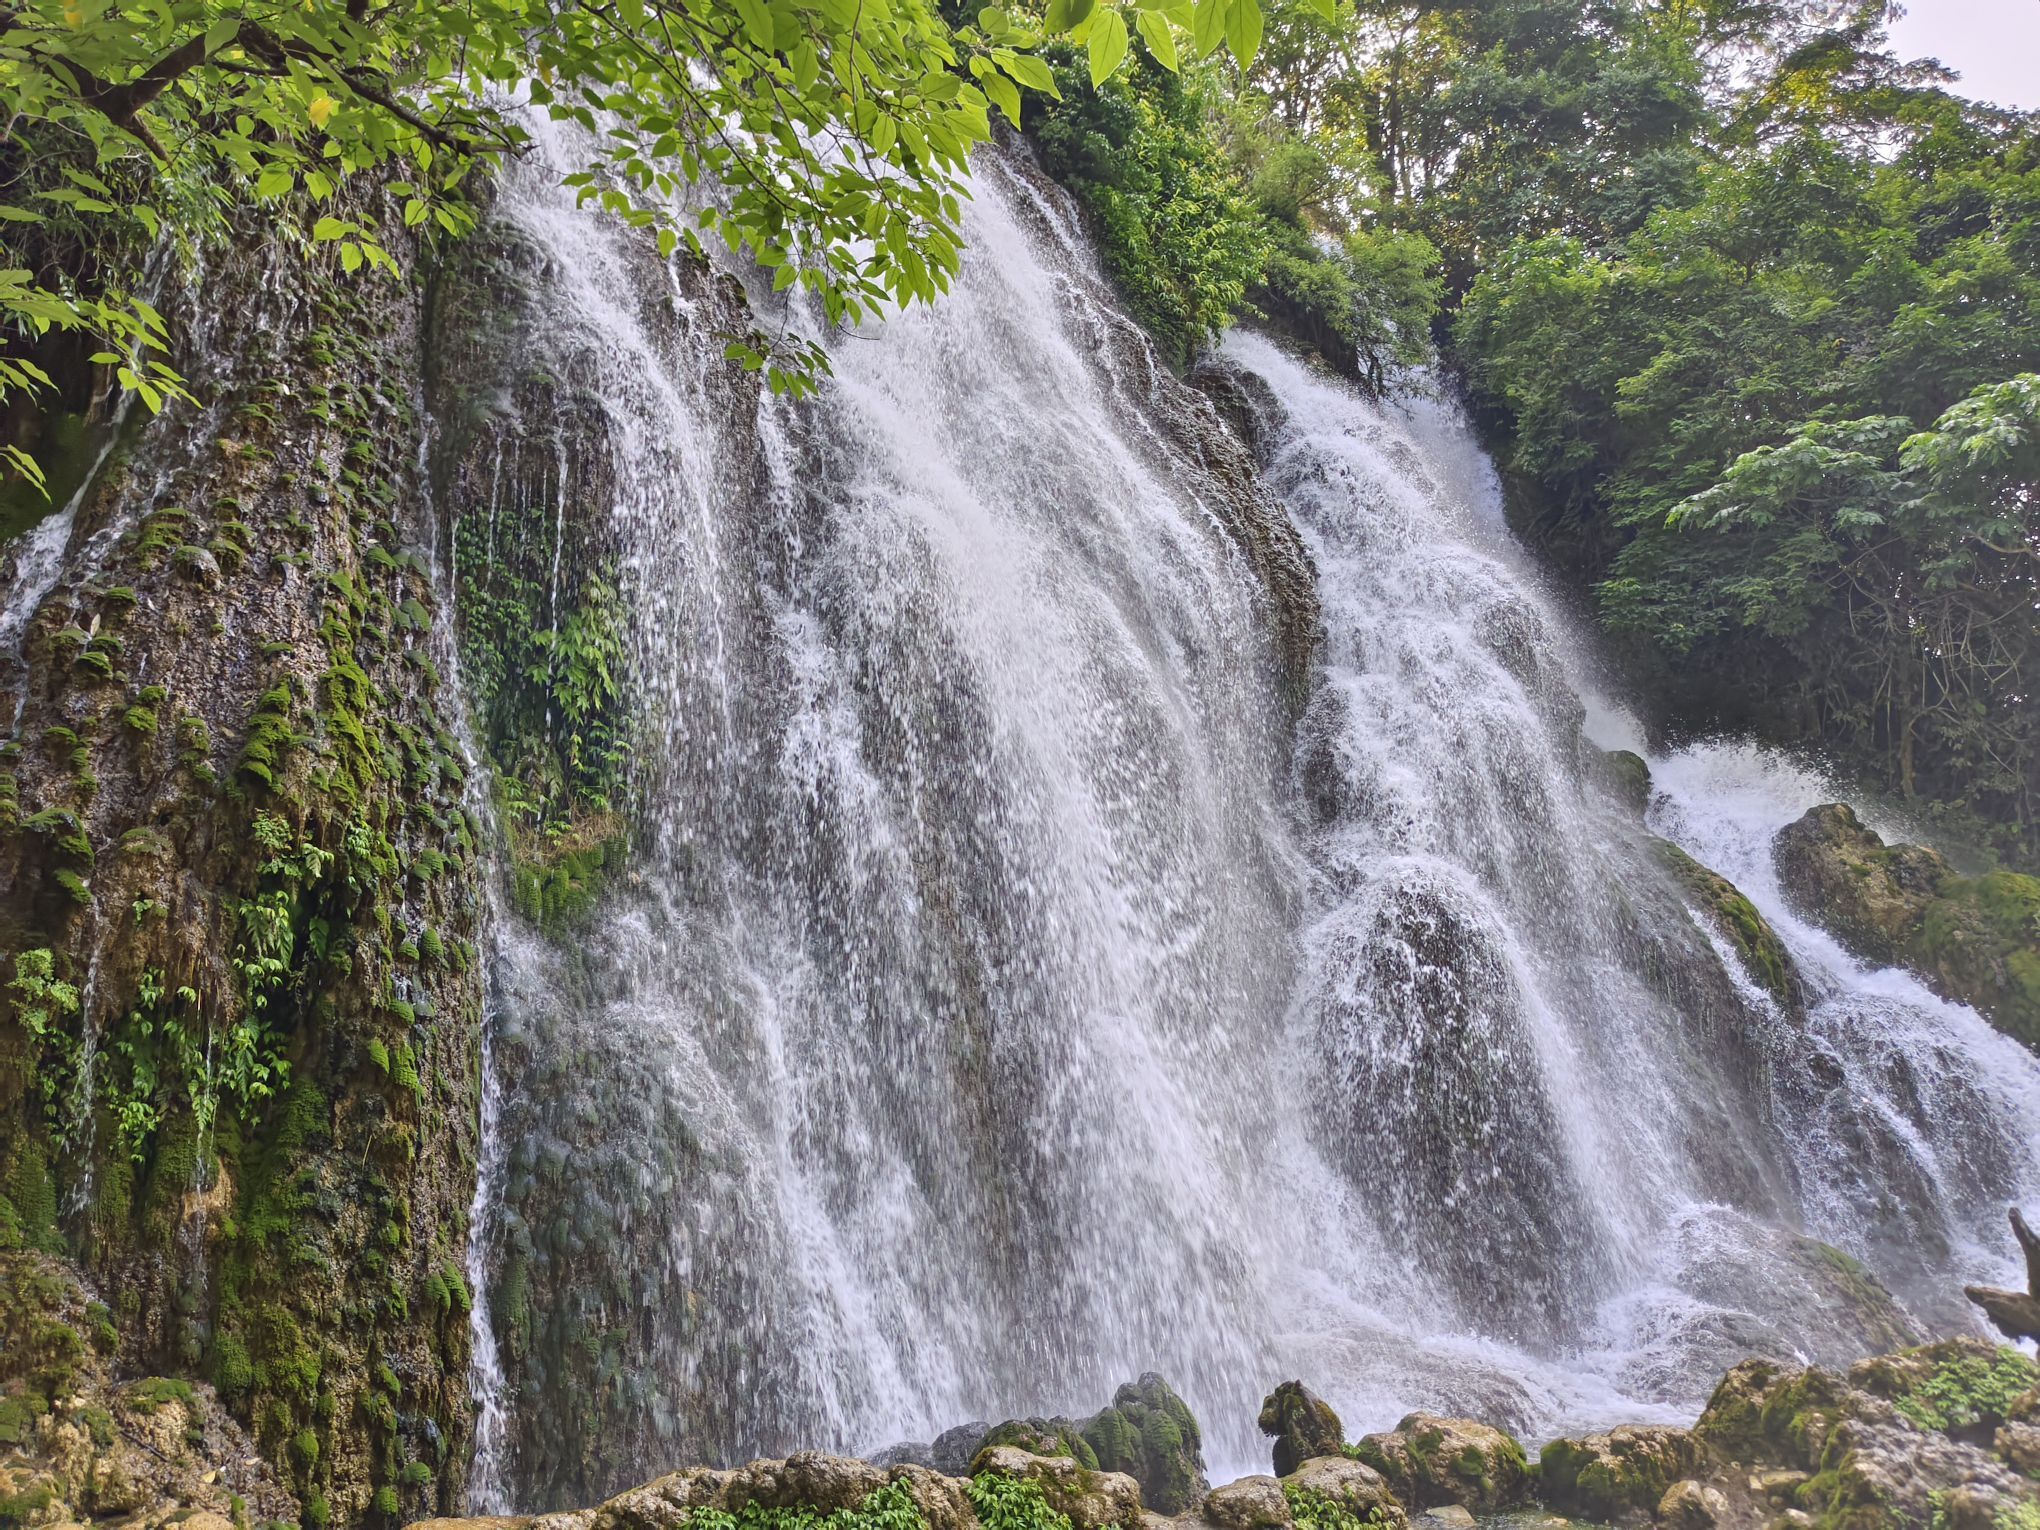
[0,0,1305,488]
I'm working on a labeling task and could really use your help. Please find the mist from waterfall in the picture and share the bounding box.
[448,141,2040,1509]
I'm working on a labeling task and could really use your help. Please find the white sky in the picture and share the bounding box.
[1886,0,2040,109]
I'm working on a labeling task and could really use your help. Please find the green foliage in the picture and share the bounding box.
[1887,1348,2037,1433]
[0,0,1286,496]
[1031,54,1269,365]
[1283,1483,1396,1530]
[674,1480,930,1530]
[7,949,82,1141]
[966,1475,1075,1530]
[1459,82,2040,859]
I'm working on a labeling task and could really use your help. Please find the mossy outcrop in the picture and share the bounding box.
[1,1251,299,1529]
[1774,804,2040,1048]
[1691,1339,2039,1530]
[1652,839,1802,1012]
[0,187,486,1527]
[1258,1382,1345,1478]
[1347,1415,1528,1514]
[1536,1425,1703,1523]
[962,1375,1208,1516]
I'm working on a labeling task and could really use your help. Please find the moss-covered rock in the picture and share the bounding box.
[0,180,486,1527]
[1349,1415,1528,1513]
[1598,748,1654,818]
[1259,1381,1346,1477]
[1535,1425,1702,1523]
[1689,1340,2040,1530]
[1081,1374,1207,1514]
[0,1251,298,1528]
[1653,838,1802,1011]
[1775,804,2040,1049]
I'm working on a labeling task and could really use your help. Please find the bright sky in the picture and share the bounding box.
[1886,0,2040,109]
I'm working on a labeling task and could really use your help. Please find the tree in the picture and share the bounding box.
[0,0,1291,491]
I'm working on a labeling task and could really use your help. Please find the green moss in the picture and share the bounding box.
[1885,1347,2037,1432]
[0,1393,47,1444]
[127,1375,197,1410]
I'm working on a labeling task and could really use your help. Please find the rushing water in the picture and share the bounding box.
[437,138,2040,1509]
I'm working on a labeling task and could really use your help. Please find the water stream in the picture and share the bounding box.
[449,144,2040,1506]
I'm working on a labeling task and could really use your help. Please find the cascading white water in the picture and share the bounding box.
[447,141,2040,1506]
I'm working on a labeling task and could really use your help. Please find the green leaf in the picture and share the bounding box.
[1088,7,1128,84]
[1192,0,1226,56]
[313,216,348,240]
[994,49,1061,96]
[1224,0,1262,66]
[1305,0,1335,19]
[1135,8,1178,69]
[983,68,1022,126]
[732,0,776,51]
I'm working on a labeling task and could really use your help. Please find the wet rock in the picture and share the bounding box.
[1774,804,1952,965]
[1351,1414,1529,1513]
[1537,1426,1703,1523]
[1691,1341,2040,1530]
[972,1446,1146,1530]
[1774,803,2040,1049]
[1653,839,1803,1011]
[1598,749,1653,817]
[1413,1506,1474,1530]
[0,1254,297,1530]
[1258,1381,1346,1477]
[1198,1475,1292,1530]
[1656,1479,1726,1530]
[1084,1374,1209,1514]
[869,1422,994,1477]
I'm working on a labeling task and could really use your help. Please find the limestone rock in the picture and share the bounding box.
[972,1375,1207,1516]
[1287,1454,1408,1530]
[1351,1414,1528,1513]
[1653,839,1802,1011]
[1774,803,1950,965]
[1773,803,2040,1049]
[1537,1426,1703,1523]
[1599,749,1653,817]
[972,1446,1145,1530]
[1197,1475,1293,1530]
[1656,1479,1727,1530]
[1690,1341,2040,1530]
[1084,1375,1210,1514]
[1257,1382,1346,1477]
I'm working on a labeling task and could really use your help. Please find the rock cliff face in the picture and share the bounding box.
[0,192,487,1525]
[1775,804,2040,1049]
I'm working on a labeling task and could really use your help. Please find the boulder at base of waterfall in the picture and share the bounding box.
[1085,1374,1210,1514]
[968,1374,1208,1515]
[1774,803,2040,1050]
[970,1446,1146,1530]
[1690,1339,2039,1530]
[1536,1426,1704,1522]
[1350,1414,1530,1512]
[1258,1382,1347,1477]
[1657,1478,1729,1530]
[1193,1457,1406,1530]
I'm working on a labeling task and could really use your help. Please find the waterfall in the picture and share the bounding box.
[453,138,2040,1505]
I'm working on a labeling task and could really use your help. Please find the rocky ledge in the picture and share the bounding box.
[8,1334,2038,1530]
[1775,803,2039,1050]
